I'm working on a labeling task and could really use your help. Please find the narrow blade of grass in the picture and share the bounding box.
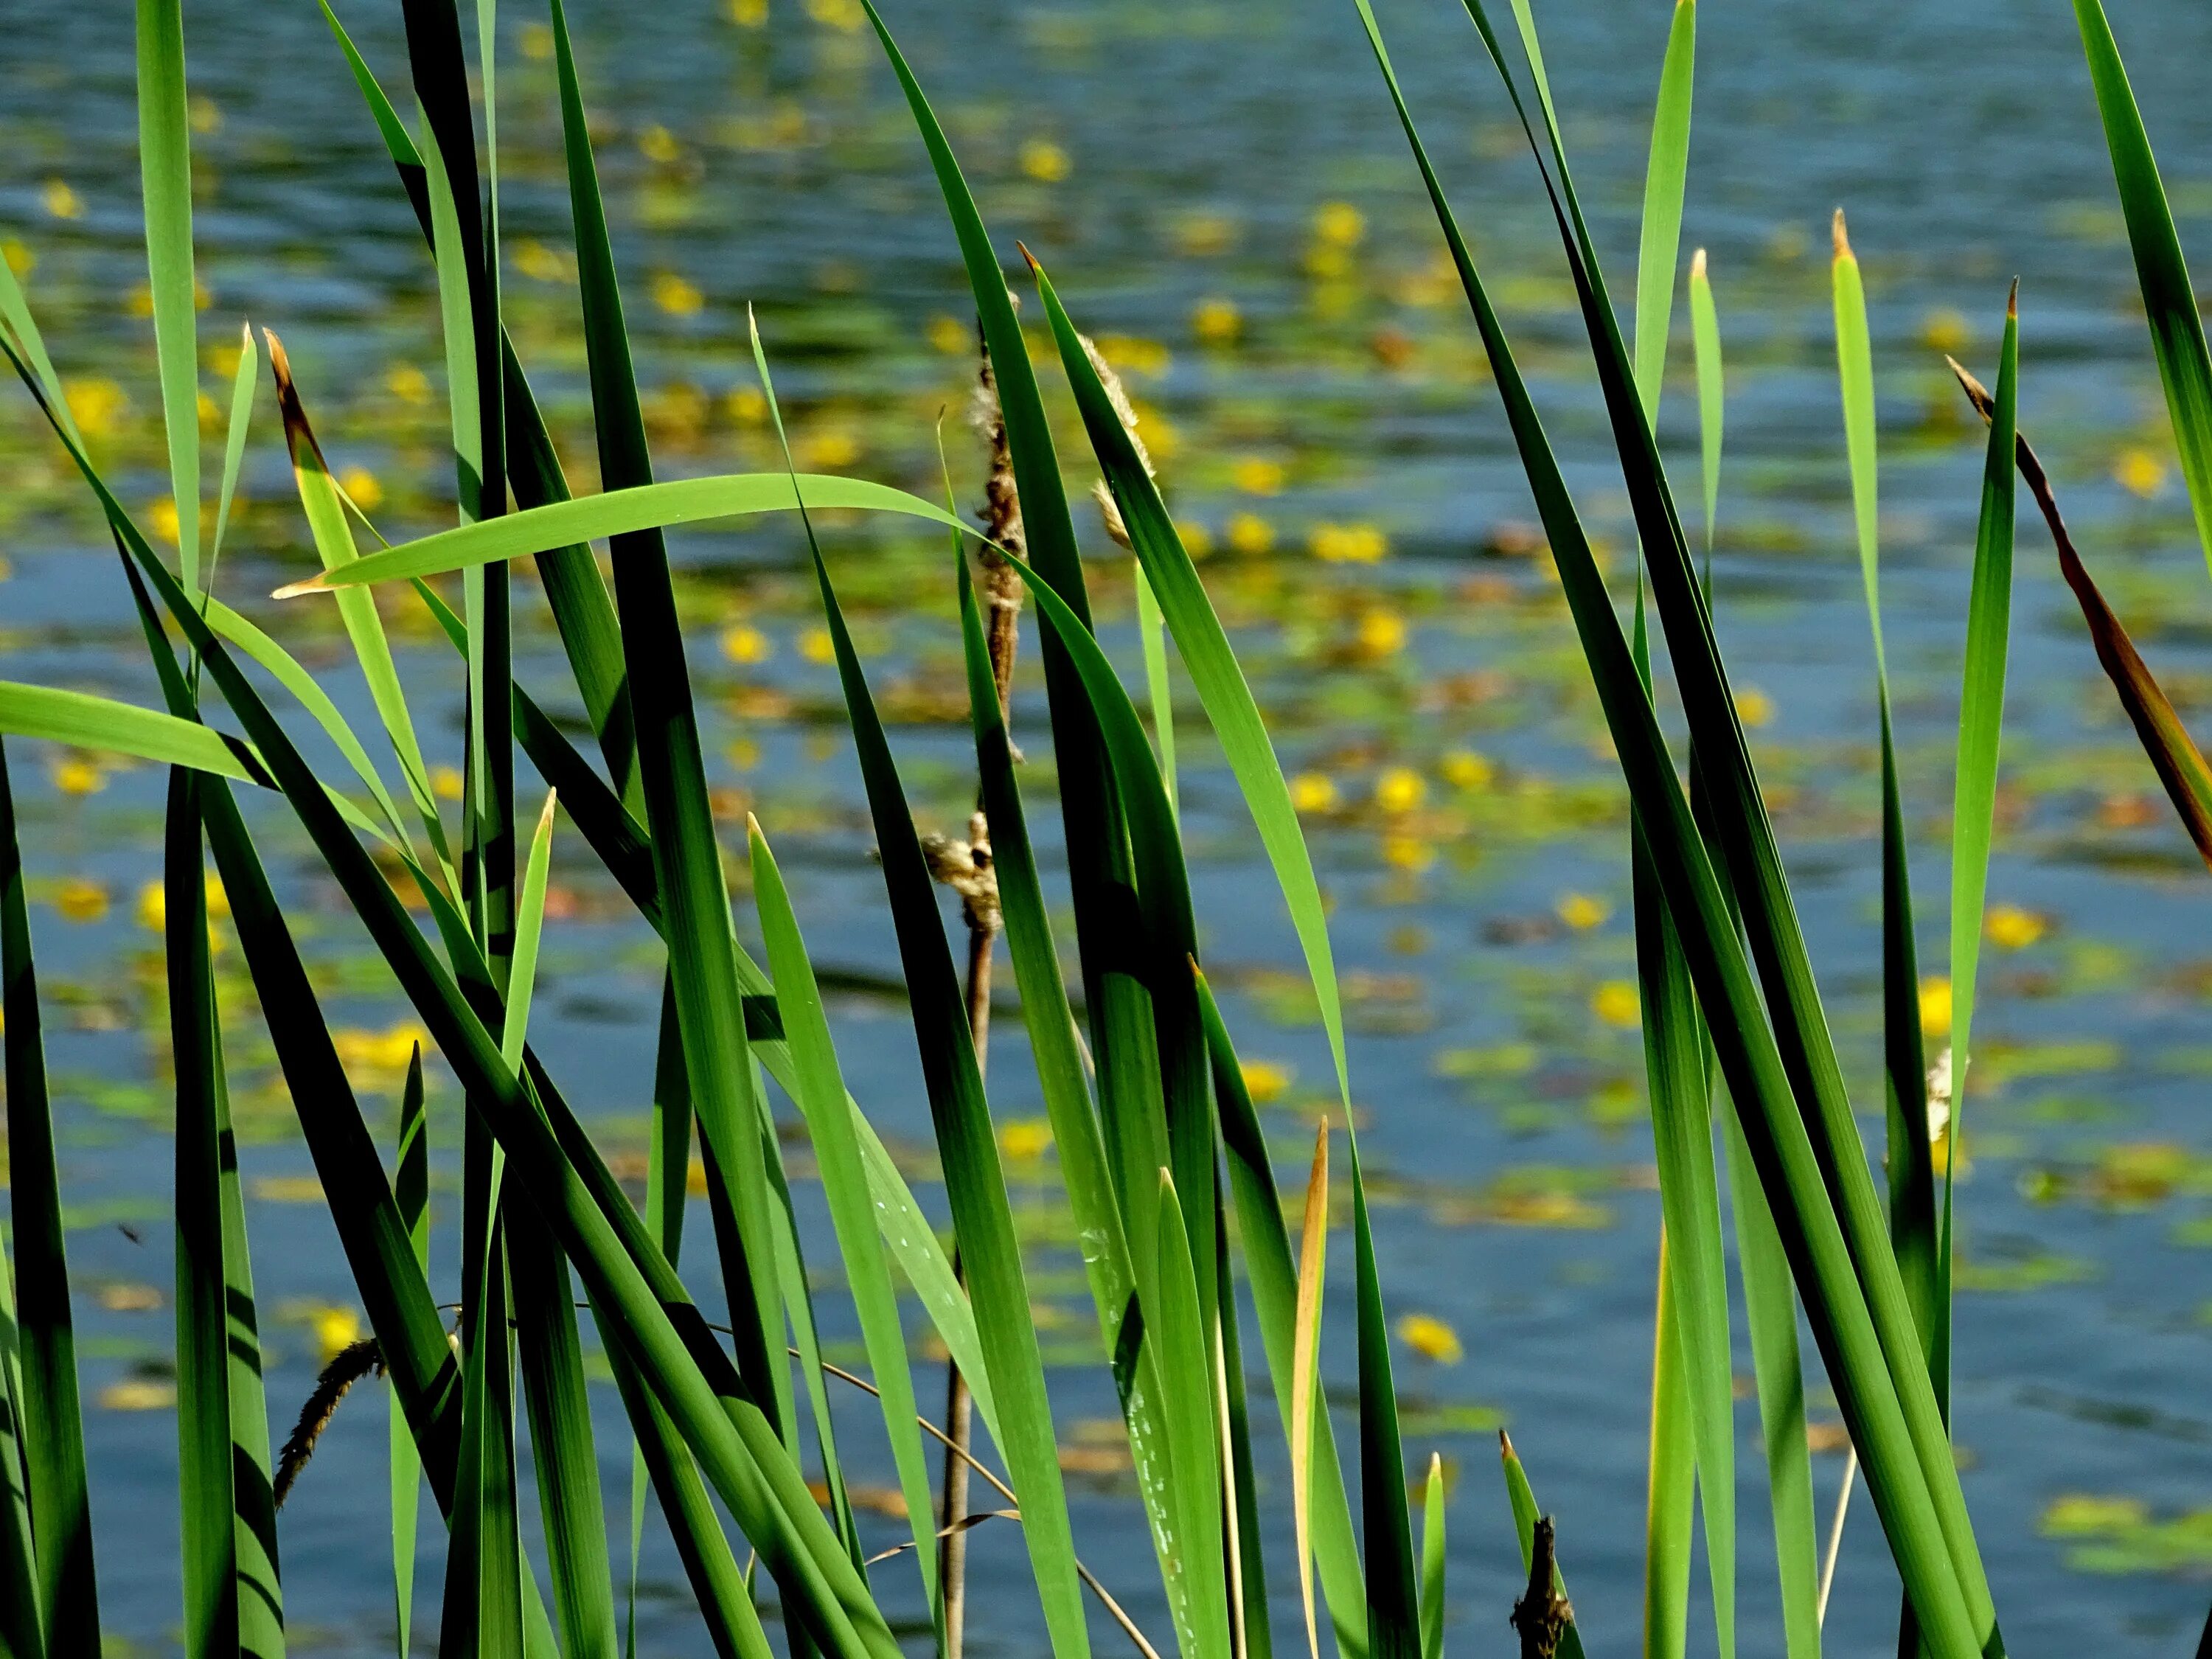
[2071,0,2212,575]
[1689,251,1722,546]
[1347,8,1992,1651]
[135,0,201,590]
[0,736,99,1659]
[1153,1174,1232,1659]
[1291,1122,1329,1659]
[390,1051,428,1659]
[751,822,940,1609]
[1643,1249,1694,1659]
[1349,1138,1418,1659]
[1419,1455,1444,1659]
[1632,0,1695,422]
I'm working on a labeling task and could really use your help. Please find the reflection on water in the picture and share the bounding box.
[7,0,2212,1654]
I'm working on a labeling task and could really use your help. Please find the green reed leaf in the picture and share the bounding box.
[135,0,201,589]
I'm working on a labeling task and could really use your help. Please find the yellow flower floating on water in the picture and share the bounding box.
[136,875,226,932]
[333,1021,428,1076]
[338,467,383,512]
[1354,608,1406,657]
[2113,445,2168,498]
[517,20,553,58]
[1239,1060,1293,1105]
[147,498,184,546]
[721,624,772,665]
[797,625,837,666]
[1734,686,1775,728]
[52,756,105,798]
[926,313,970,355]
[1313,201,1366,250]
[1441,750,1494,791]
[1919,307,1969,354]
[386,363,433,406]
[53,877,108,923]
[998,1119,1053,1161]
[63,378,128,439]
[313,1305,364,1361]
[1919,975,1953,1039]
[431,763,465,803]
[1290,772,1338,814]
[1986,903,2048,950]
[44,179,83,220]
[726,0,768,25]
[804,0,863,29]
[1225,512,1273,556]
[650,271,703,317]
[1020,140,1071,184]
[1310,523,1387,564]
[1397,1312,1462,1365]
[1592,981,1641,1029]
[1374,767,1425,815]
[1556,892,1610,931]
[1231,456,1286,495]
[99,1379,175,1413]
[1192,297,1242,346]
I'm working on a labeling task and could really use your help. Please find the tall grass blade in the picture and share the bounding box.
[1688,251,1721,546]
[391,1051,429,1659]
[2070,0,2212,575]
[1941,285,2020,1402]
[749,823,940,1607]
[1349,1140,1417,1659]
[0,737,98,1659]
[1152,1175,1232,1659]
[1346,8,1992,1651]
[1632,0,1695,418]
[1291,1121,1329,1659]
[209,325,258,577]
[803,511,1091,1659]
[1419,1455,1444,1659]
[135,0,201,590]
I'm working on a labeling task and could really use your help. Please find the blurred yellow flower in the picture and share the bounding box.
[517,20,553,58]
[52,757,104,798]
[1355,609,1406,656]
[386,363,434,405]
[188,95,221,134]
[148,497,183,546]
[2,240,33,278]
[927,313,970,355]
[722,624,772,665]
[1192,296,1242,345]
[1290,772,1338,813]
[1919,975,1952,1039]
[639,124,684,165]
[1178,520,1214,559]
[63,378,128,439]
[338,467,383,512]
[799,427,861,470]
[1020,140,1071,184]
[1231,456,1286,495]
[998,1119,1053,1161]
[1173,213,1236,257]
[1381,833,1434,873]
[2114,445,2168,498]
[1985,904,2048,950]
[1397,1312,1461,1364]
[798,625,837,665]
[804,0,863,29]
[333,1022,428,1074]
[43,180,83,220]
[431,763,465,803]
[99,1379,176,1412]
[1225,512,1274,556]
[727,385,768,426]
[1239,1060,1293,1104]
[1310,523,1387,564]
[1095,335,1171,378]
[53,877,108,923]
[1592,981,1641,1029]
[1734,687,1775,728]
[1313,201,1366,249]
[136,876,226,932]
[650,271,704,316]
[512,237,568,282]
[1441,750,1494,791]
[726,0,768,24]
[1919,307,1970,354]
[1556,892,1610,931]
[313,1305,364,1361]
[1374,767,1425,814]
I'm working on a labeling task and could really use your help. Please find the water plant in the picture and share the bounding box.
[1,3,2210,1659]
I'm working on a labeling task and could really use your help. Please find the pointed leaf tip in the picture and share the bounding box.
[1832,207,1851,261]
[1691,246,1707,279]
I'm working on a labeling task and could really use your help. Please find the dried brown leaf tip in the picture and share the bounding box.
[262,327,327,476]
[1510,1514,1572,1659]
[1832,206,1852,262]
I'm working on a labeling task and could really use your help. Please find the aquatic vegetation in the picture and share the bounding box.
[8,2,2212,1659]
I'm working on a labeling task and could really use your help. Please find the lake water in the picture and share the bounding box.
[7,0,2212,1655]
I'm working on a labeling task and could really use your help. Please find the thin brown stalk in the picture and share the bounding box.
[931,323,1026,1659]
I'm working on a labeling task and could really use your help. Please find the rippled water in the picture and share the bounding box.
[9,0,2212,1655]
